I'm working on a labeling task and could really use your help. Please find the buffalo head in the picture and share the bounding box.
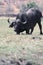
[7,18,27,34]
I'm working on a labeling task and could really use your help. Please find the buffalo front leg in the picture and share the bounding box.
[26,28,34,34]
[30,28,34,34]
[26,29,29,34]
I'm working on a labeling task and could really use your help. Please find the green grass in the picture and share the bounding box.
[0,17,43,65]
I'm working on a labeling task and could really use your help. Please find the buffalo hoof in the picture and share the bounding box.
[16,32,20,35]
[29,33,32,35]
[26,33,32,35]
[26,62,32,65]
[28,33,32,35]
[26,31,32,35]
[40,32,43,35]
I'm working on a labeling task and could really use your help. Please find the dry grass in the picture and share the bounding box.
[0,17,43,65]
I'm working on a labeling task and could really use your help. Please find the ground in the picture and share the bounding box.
[0,17,43,65]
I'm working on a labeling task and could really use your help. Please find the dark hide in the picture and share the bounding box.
[8,8,42,34]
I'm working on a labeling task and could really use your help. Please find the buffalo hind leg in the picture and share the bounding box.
[38,19,43,34]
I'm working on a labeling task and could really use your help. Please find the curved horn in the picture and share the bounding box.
[21,21,27,24]
[7,18,11,24]
[16,19,27,24]
[7,18,14,28]
[16,19,21,23]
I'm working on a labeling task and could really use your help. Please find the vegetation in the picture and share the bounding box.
[0,17,43,65]
[20,2,38,12]
[27,2,38,9]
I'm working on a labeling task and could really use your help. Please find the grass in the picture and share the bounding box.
[0,17,43,65]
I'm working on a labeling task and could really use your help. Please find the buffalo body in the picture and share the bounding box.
[8,8,42,34]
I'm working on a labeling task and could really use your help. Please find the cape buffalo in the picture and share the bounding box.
[8,8,43,34]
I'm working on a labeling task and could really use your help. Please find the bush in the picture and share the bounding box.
[20,2,38,12]
[27,2,38,9]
